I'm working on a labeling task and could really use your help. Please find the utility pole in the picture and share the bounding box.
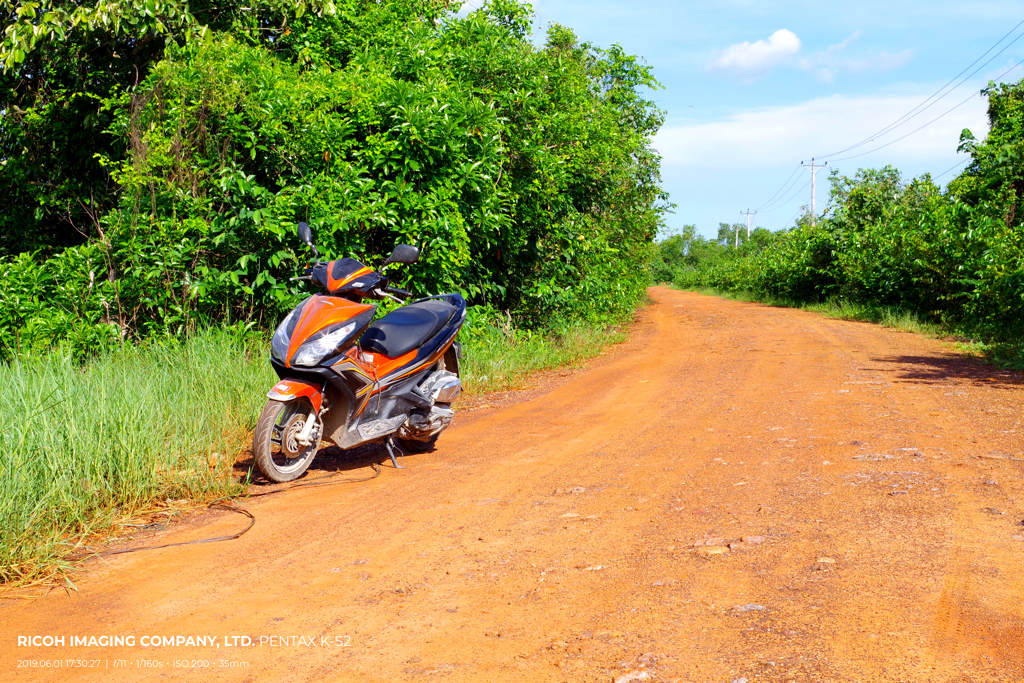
[740,209,757,240]
[801,158,827,227]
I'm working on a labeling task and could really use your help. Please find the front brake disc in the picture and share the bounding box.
[280,414,308,458]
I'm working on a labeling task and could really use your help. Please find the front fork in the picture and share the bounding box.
[267,379,324,446]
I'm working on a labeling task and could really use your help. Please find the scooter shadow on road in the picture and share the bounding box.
[868,353,1024,389]
[232,443,413,485]
[309,444,411,474]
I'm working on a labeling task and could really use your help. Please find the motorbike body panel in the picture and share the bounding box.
[267,378,324,413]
[312,258,388,299]
[273,295,376,369]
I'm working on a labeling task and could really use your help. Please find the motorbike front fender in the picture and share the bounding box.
[267,379,323,414]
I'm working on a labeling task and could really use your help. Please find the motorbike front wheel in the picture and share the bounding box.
[253,399,319,483]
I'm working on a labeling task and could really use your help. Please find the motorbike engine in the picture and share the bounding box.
[399,404,455,440]
[398,370,461,441]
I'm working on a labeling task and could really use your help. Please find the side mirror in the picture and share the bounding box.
[297,221,319,258]
[384,244,419,265]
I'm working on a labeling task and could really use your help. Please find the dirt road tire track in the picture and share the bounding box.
[4,287,1024,682]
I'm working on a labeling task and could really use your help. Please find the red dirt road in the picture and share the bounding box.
[4,287,1024,682]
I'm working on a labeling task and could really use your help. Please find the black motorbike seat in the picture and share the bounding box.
[360,300,455,358]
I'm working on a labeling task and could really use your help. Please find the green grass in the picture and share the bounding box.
[674,284,1024,371]
[460,321,627,395]
[0,316,628,586]
[801,300,943,337]
[676,285,944,337]
[953,339,1024,372]
[0,328,274,586]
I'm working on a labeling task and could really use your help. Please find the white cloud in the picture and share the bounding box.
[653,91,990,171]
[793,32,914,83]
[710,29,913,83]
[710,29,801,77]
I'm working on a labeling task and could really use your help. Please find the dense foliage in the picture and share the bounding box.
[651,222,778,284]
[1,0,338,254]
[0,0,667,358]
[671,78,1024,341]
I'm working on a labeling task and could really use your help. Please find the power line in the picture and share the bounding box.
[826,55,1024,163]
[774,157,966,228]
[761,177,811,213]
[826,91,980,162]
[754,164,802,211]
[816,18,1024,159]
[761,176,811,213]
[743,29,1024,231]
[934,157,971,181]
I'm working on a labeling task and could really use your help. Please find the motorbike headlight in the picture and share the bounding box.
[271,306,303,362]
[291,322,357,367]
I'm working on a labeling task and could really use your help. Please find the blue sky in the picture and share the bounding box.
[464,1,1024,238]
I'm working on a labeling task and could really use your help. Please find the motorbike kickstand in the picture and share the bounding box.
[385,437,406,469]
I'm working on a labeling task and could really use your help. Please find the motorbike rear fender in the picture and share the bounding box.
[267,379,324,413]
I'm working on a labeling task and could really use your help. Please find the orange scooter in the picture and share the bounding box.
[254,222,465,482]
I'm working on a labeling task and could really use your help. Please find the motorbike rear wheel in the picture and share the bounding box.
[397,353,461,455]
[396,434,439,453]
[253,399,319,483]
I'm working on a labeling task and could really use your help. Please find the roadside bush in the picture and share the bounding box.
[0,1,668,358]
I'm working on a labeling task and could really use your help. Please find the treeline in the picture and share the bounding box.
[662,78,1024,342]
[651,222,778,283]
[0,0,668,358]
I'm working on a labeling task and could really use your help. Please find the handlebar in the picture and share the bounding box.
[386,286,413,299]
[291,264,323,282]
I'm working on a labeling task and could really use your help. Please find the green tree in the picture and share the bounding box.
[0,0,340,254]
[950,78,1024,226]
[0,0,668,355]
